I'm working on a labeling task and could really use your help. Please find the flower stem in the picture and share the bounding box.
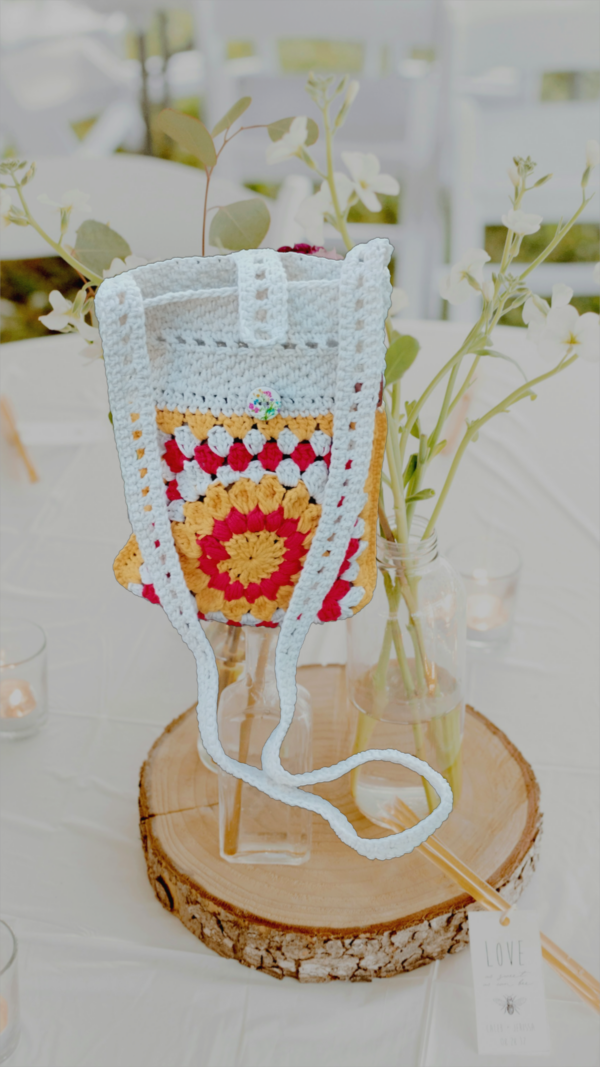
[12,179,102,285]
[322,99,353,252]
[423,354,579,538]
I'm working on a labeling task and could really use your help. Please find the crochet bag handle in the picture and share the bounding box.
[96,243,452,861]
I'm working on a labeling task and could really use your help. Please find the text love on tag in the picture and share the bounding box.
[469,909,551,1056]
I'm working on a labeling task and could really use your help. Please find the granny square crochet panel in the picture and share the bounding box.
[96,242,452,861]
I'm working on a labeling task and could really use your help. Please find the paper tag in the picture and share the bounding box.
[469,910,551,1056]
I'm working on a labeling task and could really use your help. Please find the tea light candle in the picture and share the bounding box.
[0,678,37,719]
[448,539,521,648]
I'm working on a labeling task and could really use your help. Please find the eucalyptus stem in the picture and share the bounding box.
[423,353,579,538]
[322,100,353,252]
[12,179,102,285]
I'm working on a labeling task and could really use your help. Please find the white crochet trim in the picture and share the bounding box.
[96,243,453,861]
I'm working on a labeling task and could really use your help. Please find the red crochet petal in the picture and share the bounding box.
[195,442,224,474]
[278,558,302,578]
[211,519,233,541]
[322,451,332,468]
[244,583,262,604]
[198,535,229,561]
[261,441,284,471]
[224,579,245,602]
[344,538,360,561]
[277,517,299,538]
[317,602,342,622]
[265,506,284,532]
[163,439,186,474]
[228,441,252,472]
[198,556,220,577]
[259,577,281,599]
[208,571,230,592]
[283,532,307,555]
[227,509,247,535]
[291,441,316,471]
[166,480,182,501]
[142,583,160,605]
[246,506,265,533]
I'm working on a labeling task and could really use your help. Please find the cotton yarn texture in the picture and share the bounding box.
[95,242,453,860]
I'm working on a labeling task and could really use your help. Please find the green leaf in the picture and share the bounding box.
[385,334,420,386]
[406,488,435,503]
[211,96,252,136]
[404,399,421,439]
[73,220,131,275]
[267,116,319,146]
[156,109,216,168]
[403,453,418,487]
[209,198,270,251]
[431,440,446,458]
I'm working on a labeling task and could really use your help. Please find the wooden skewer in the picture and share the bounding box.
[0,395,39,483]
[383,797,600,1013]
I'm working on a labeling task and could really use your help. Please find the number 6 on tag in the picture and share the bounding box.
[469,910,551,1056]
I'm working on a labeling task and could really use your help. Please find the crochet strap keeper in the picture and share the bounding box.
[96,241,452,861]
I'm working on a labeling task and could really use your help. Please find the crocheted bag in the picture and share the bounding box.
[96,241,452,860]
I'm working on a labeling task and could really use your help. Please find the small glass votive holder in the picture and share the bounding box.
[0,621,47,739]
[447,537,521,649]
[0,920,20,1064]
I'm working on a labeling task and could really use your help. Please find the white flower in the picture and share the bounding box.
[389,287,409,315]
[37,189,91,213]
[439,248,490,305]
[39,289,97,341]
[536,304,599,363]
[103,255,147,278]
[266,117,308,165]
[586,139,600,169]
[523,283,573,341]
[593,262,600,285]
[295,175,354,245]
[80,336,103,360]
[481,280,495,303]
[501,209,543,236]
[507,166,520,188]
[0,189,13,228]
[341,152,399,213]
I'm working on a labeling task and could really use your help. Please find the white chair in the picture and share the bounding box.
[190,0,447,316]
[440,0,600,320]
[0,33,144,157]
[0,155,265,263]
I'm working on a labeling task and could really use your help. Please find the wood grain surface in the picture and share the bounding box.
[139,666,541,981]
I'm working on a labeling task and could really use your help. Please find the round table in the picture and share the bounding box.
[1,326,598,1066]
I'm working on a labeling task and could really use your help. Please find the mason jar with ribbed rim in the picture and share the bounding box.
[346,516,466,827]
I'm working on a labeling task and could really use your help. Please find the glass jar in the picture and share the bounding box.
[0,620,47,740]
[217,625,312,865]
[197,622,245,772]
[346,517,465,827]
[0,920,20,1064]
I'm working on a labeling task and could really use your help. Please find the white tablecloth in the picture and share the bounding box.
[1,325,598,1067]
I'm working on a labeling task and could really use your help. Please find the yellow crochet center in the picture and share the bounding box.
[113,408,386,622]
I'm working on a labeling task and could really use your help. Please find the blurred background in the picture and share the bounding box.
[1,0,599,340]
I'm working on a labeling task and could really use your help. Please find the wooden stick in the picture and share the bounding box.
[0,395,39,483]
[384,797,600,1013]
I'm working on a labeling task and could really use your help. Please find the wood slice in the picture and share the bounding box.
[139,666,541,982]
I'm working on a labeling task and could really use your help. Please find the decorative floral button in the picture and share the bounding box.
[246,386,282,422]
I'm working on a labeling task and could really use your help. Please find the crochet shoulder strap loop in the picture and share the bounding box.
[235,249,289,347]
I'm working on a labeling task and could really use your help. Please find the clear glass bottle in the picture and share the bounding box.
[346,517,466,827]
[217,625,312,865]
[197,622,245,773]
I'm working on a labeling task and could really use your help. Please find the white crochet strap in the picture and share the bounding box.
[235,249,288,346]
[96,245,453,862]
